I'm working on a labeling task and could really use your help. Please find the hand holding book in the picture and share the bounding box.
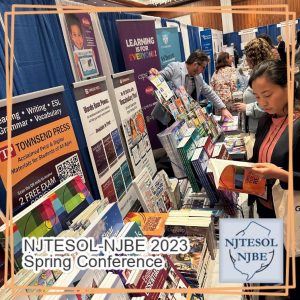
[251,162,288,182]
[208,159,266,196]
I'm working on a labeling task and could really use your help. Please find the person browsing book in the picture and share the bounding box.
[248,59,300,217]
[149,50,233,120]
[248,59,300,300]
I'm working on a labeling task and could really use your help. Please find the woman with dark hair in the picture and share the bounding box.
[249,59,300,299]
[259,34,280,60]
[210,52,237,113]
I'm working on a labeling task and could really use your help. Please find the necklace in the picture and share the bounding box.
[262,115,288,162]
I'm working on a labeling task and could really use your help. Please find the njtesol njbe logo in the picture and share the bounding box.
[220,219,283,283]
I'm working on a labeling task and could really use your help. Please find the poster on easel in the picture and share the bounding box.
[0,86,88,216]
[111,70,157,178]
[73,77,137,216]
[58,7,103,81]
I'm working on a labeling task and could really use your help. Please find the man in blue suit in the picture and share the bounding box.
[149,50,233,120]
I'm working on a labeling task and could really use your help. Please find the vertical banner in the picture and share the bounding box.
[111,70,157,178]
[156,27,182,69]
[73,77,137,216]
[200,29,215,84]
[60,12,103,80]
[0,87,88,216]
[116,20,162,149]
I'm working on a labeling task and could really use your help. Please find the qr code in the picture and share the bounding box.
[55,153,85,183]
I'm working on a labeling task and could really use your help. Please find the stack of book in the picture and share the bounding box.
[177,135,200,193]
[190,136,219,205]
[132,169,176,213]
[157,120,188,178]
[224,134,246,156]
[206,145,238,216]
[91,272,130,300]
[69,198,109,231]
[181,189,211,210]
[164,210,217,288]
[124,255,195,300]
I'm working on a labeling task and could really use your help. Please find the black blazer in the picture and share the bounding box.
[277,40,286,62]
[251,113,300,191]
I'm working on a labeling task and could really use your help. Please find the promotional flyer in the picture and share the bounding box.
[112,70,157,178]
[73,77,137,216]
[0,87,87,216]
[117,19,162,149]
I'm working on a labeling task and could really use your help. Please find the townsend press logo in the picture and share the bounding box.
[220,219,283,283]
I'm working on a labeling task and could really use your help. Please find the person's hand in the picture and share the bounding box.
[221,108,233,120]
[233,102,247,112]
[149,68,159,75]
[251,163,288,182]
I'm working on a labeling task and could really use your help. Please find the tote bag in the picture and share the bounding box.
[272,180,300,257]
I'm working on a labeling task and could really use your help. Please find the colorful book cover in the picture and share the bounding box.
[120,161,133,189]
[124,212,168,237]
[208,158,266,196]
[168,102,180,119]
[3,176,93,268]
[175,98,186,114]
[221,116,239,132]
[112,168,126,199]
[101,177,117,203]
[111,128,124,158]
[83,202,124,245]
[103,133,117,166]
[91,140,109,177]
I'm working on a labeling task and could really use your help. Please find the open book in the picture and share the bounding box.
[208,159,266,196]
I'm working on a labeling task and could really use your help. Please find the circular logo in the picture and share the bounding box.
[145,86,154,95]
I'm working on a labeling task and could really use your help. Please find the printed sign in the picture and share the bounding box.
[0,87,87,215]
[156,27,182,69]
[117,20,162,149]
[73,77,137,216]
[62,12,103,80]
[112,70,157,177]
[220,219,283,283]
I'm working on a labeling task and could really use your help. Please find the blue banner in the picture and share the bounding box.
[156,27,182,69]
[200,29,214,84]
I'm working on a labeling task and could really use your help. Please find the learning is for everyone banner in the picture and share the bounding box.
[156,27,182,69]
[116,20,162,149]
[73,77,137,216]
[0,87,88,216]
[112,70,157,178]
[60,12,103,81]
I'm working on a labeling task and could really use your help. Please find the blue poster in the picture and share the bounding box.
[156,27,182,69]
[200,29,215,84]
